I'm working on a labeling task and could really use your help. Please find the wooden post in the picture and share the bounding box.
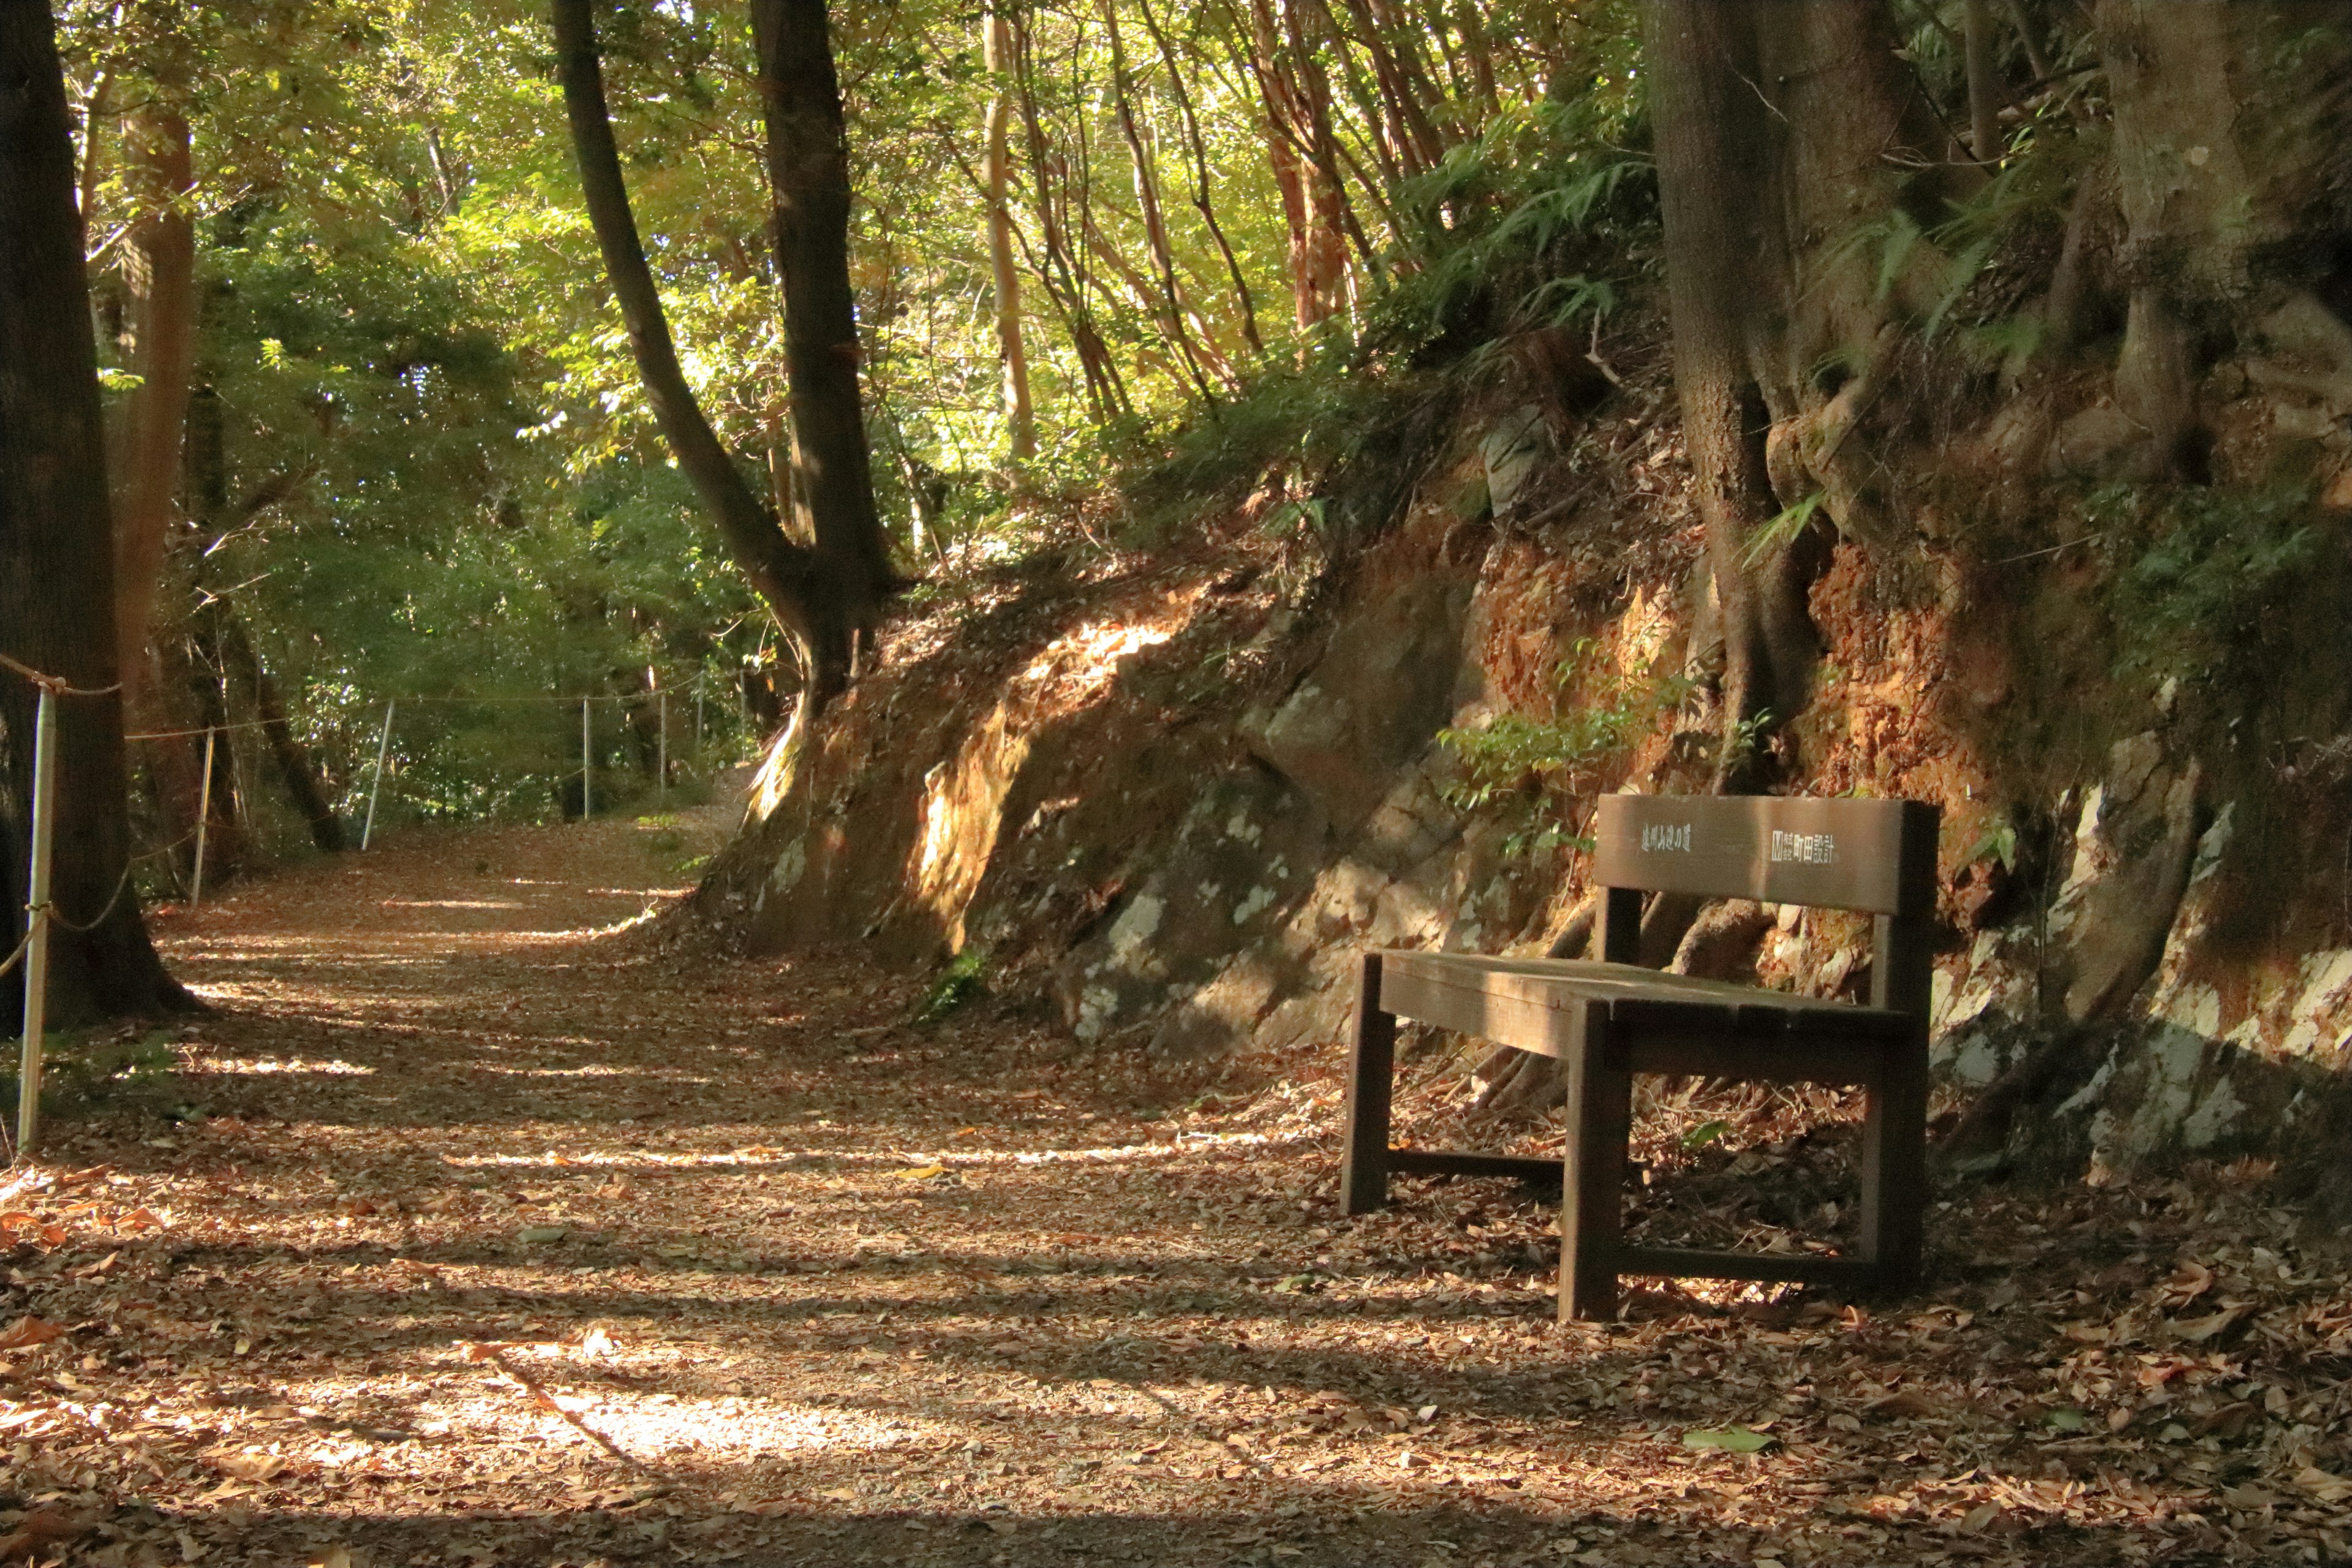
[1339,952,1395,1215]
[657,687,668,805]
[1861,911,1933,1288]
[16,685,58,1156]
[580,698,593,820]
[190,726,216,907]
[1560,1003,1630,1321]
[1600,886,1642,964]
[361,699,394,851]
[694,673,705,750]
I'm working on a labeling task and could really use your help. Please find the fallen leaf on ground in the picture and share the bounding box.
[0,1316,64,1351]
[1682,1426,1776,1453]
[0,1508,89,1562]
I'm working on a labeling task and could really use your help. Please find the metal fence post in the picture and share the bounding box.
[17,685,59,1156]
[361,699,395,851]
[581,698,593,820]
[657,688,668,805]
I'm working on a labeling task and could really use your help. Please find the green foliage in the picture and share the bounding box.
[1679,1118,1732,1152]
[1438,639,1691,853]
[1118,95,1653,543]
[0,1031,191,1128]
[911,947,989,1025]
[1964,813,2020,873]
[2092,481,2321,687]
[1742,491,1830,567]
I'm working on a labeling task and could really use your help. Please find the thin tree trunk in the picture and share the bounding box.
[217,609,341,853]
[1134,0,1263,355]
[0,1,188,1020]
[1102,0,1223,398]
[748,0,895,666]
[109,107,197,725]
[550,0,855,706]
[1962,0,2002,163]
[185,608,246,889]
[74,66,109,247]
[981,5,1036,460]
[1643,0,1790,780]
[1010,25,1132,420]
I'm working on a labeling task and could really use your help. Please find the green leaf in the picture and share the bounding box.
[1679,1119,1731,1152]
[2042,1407,2089,1433]
[1682,1426,1776,1453]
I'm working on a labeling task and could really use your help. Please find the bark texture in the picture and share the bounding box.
[981,6,1036,460]
[0,1,187,1020]
[108,107,197,725]
[551,0,854,704]
[748,0,895,647]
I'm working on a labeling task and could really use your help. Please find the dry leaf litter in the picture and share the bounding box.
[2,791,2348,1567]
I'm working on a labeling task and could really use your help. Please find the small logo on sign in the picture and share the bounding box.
[1770,829,1838,865]
[1640,823,1692,854]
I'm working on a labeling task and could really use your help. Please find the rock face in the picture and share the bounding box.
[1238,569,1479,834]
[693,404,2352,1200]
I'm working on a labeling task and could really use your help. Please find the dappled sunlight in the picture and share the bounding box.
[23,810,2337,1568]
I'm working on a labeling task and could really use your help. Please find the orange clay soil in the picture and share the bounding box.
[2,790,2347,1567]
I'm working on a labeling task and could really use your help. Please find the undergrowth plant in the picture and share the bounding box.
[2092,480,2321,690]
[1438,639,1692,855]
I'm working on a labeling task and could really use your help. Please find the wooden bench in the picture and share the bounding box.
[1339,793,1939,1320]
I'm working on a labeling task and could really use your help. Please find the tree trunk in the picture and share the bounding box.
[1011,23,1132,421]
[748,0,895,659]
[1642,0,1791,777]
[0,1,188,1020]
[1135,0,1264,355]
[1962,0,2001,163]
[184,609,247,889]
[1102,0,1224,396]
[217,609,342,853]
[108,107,197,725]
[981,5,1036,461]
[551,0,858,707]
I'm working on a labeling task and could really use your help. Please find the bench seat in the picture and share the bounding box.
[1337,794,1939,1321]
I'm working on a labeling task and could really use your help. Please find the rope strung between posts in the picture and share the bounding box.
[0,650,121,698]
[123,717,279,742]
[35,861,138,936]
[0,929,29,981]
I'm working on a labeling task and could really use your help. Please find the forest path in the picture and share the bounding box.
[3,800,2340,1566]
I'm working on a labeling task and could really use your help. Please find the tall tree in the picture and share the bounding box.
[748,0,895,638]
[1,0,186,1021]
[107,97,197,725]
[1642,0,1790,778]
[981,3,1036,461]
[1643,0,1968,781]
[552,0,865,709]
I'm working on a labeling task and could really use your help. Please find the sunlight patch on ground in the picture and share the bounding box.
[431,1129,1314,1172]
[184,1055,378,1076]
[375,899,527,910]
[1024,620,1176,693]
[463,1062,633,1078]
[418,1381,948,1461]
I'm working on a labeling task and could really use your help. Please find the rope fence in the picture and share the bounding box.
[2,650,739,1159]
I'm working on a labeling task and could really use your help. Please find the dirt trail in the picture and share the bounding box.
[2,800,2346,1567]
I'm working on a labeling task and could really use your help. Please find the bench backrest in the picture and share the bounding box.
[1592,794,1939,919]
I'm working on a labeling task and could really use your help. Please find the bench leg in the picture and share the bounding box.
[1339,954,1394,1216]
[1858,1035,1929,1292]
[1560,1010,1630,1321]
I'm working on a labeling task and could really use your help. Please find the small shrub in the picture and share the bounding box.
[1438,639,1692,854]
[911,947,989,1025]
